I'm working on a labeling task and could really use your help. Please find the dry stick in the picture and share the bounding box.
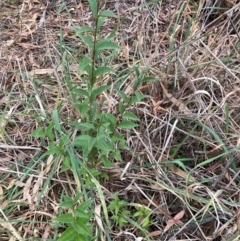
[199,39,240,83]
[0,144,41,150]
[228,14,240,42]
[211,157,234,190]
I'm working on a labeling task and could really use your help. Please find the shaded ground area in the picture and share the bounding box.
[0,0,240,240]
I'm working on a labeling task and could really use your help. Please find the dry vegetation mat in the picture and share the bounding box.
[0,0,240,240]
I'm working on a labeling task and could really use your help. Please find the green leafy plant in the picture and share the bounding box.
[107,193,129,228]
[51,0,157,239]
[107,194,154,231]
[54,193,95,241]
[132,205,152,229]
[66,0,156,170]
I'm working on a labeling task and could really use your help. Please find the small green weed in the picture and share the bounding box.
[53,193,95,241]
[107,194,154,232]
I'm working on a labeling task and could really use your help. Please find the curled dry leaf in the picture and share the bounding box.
[163,210,185,233]
[146,230,163,238]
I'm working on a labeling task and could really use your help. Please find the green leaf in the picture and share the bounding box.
[46,123,55,140]
[112,134,125,142]
[95,67,114,77]
[118,121,138,129]
[95,39,121,57]
[59,195,74,208]
[103,113,117,126]
[73,192,84,203]
[57,227,76,241]
[129,92,145,104]
[142,218,150,228]
[133,65,141,78]
[101,155,114,167]
[74,210,91,220]
[99,10,118,18]
[123,112,140,121]
[141,76,157,82]
[76,200,93,211]
[59,200,74,209]
[111,150,123,162]
[119,101,125,114]
[96,40,121,50]
[88,137,96,151]
[30,127,45,137]
[61,156,71,172]
[95,139,113,153]
[73,135,91,147]
[72,88,89,97]
[75,123,95,131]
[96,16,106,32]
[78,57,91,71]
[53,109,61,132]
[133,79,141,91]
[79,35,93,48]
[54,213,74,223]
[88,0,98,18]
[74,26,93,35]
[73,220,93,236]
[46,142,62,155]
[115,89,128,103]
[91,85,109,99]
[61,195,73,204]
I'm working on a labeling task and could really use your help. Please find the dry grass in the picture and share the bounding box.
[0,0,240,240]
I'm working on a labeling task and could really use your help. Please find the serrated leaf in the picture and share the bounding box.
[99,10,118,18]
[118,121,138,129]
[95,67,114,77]
[88,0,98,18]
[123,112,140,121]
[54,213,74,223]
